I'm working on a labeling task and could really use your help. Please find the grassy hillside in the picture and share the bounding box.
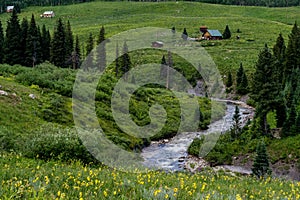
[0,1,300,76]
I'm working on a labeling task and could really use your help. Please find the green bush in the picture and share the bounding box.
[24,124,97,164]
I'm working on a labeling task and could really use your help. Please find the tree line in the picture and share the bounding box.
[0,0,94,13]
[188,0,300,7]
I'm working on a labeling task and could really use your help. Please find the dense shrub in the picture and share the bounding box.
[24,124,97,164]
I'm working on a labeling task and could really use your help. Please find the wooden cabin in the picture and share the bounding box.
[203,30,223,40]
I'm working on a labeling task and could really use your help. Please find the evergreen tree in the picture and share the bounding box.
[96,26,106,71]
[65,20,74,66]
[284,22,300,82]
[72,35,81,69]
[41,24,51,62]
[85,33,94,71]
[0,21,4,64]
[171,26,176,34]
[50,18,66,67]
[282,105,297,137]
[4,9,22,65]
[252,140,272,179]
[115,42,119,77]
[223,25,231,39]
[236,63,248,94]
[120,41,131,81]
[182,28,188,40]
[25,14,42,67]
[20,18,28,65]
[230,105,241,139]
[226,71,233,88]
[160,55,167,78]
[251,44,277,135]
[273,33,287,127]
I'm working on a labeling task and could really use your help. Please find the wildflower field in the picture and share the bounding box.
[0,153,299,200]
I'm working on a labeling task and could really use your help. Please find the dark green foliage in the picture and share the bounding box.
[251,44,277,135]
[0,21,4,64]
[85,33,94,70]
[4,9,22,65]
[182,28,188,40]
[96,26,106,71]
[230,105,241,139]
[65,20,74,67]
[252,140,272,179]
[115,43,119,77]
[284,22,300,82]
[222,25,231,39]
[236,63,248,95]
[273,33,286,61]
[24,125,97,164]
[50,18,66,67]
[24,14,42,67]
[72,35,81,69]
[41,24,51,62]
[20,18,28,66]
[120,41,131,80]
[160,55,167,78]
[171,26,176,34]
[225,71,233,88]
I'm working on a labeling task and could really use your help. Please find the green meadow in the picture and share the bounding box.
[1,1,300,199]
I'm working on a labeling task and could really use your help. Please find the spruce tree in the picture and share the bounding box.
[0,21,4,64]
[120,41,131,81]
[182,28,188,40]
[115,42,119,77]
[4,9,22,65]
[273,33,286,61]
[65,20,74,66]
[96,26,106,71]
[85,33,94,71]
[251,44,277,135]
[160,55,167,78]
[226,71,233,88]
[236,63,248,95]
[51,18,66,67]
[72,35,81,69]
[223,25,231,39]
[20,18,28,65]
[25,14,42,67]
[230,105,241,140]
[284,22,300,82]
[252,141,272,179]
[41,24,51,62]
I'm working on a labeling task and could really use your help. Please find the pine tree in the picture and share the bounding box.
[4,9,22,65]
[120,41,131,81]
[223,25,231,39]
[25,14,42,67]
[182,28,188,40]
[65,20,74,66]
[236,63,248,95]
[20,18,28,65]
[115,42,119,77]
[226,71,233,88]
[41,24,51,62]
[85,33,94,71]
[284,22,300,82]
[171,26,176,34]
[230,105,241,139]
[50,18,66,67]
[251,44,277,135]
[273,33,287,127]
[0,21,4,64]
[160,55,167,78]
[96,26,106,71]
[72,35,81,69]
[252,140,272,179]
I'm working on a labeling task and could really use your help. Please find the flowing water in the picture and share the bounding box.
[141,102,254,172]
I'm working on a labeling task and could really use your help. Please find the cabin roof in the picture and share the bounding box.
[207,30,222,37]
